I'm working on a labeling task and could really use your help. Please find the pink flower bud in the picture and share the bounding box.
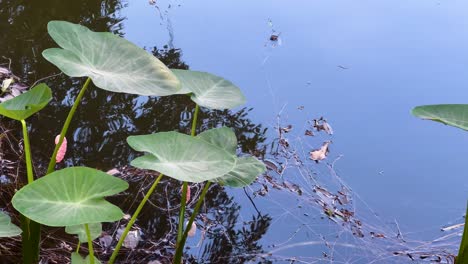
[55,135,67,163]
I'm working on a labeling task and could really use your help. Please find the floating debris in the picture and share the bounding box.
[116,227,141,249]
[309,141,331,163]
[106,168,120,175]
[1,78,13,92]
[263,159,283,174]
[0,64,29,102]
[59,241,72,251]
[370,232,386,238]
[337,65,349,70]
[441,223,464,232]
[280,125,292,133]
[99,233,113,251]
[0,67,10,77]
[187,221,197,237]
[313,117,333,135]
[266,19,282,47]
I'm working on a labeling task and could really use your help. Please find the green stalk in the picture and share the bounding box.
[47,77,91,174]
[174,104,200,263]
[177,182,188,245]
[85,224,95,264]
[20,120,33,183]
[456,202,468,264]
[190,104,199,137]
[173,182,211,264]
[108,173,164,264]
[20,119,40,264]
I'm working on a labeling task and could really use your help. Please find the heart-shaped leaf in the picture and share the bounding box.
[412,104,468,131]
[43,21,180,96]
[71,253,101,264]
[0,211,21,237]
[171,69,246,110]
[0,83,51,121]
[196,127,265,187]
[127,131,236,183]
[197,127,237,154]
[212,156,266,187]
[12,167,128,227]
[66,222,102,243]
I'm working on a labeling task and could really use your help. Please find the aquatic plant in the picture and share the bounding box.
[412,104,468,263]
[0,20,265,264]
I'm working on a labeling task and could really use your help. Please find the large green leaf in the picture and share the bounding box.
[0,211,21,237]
[71,253,101,264]
[66,222,102,243]
[43,21,180,96]
[12,167,128,227]
[0,83,51,121]
[412,104,468,131]
[197,127,237,154]
[213,156,266,187]
[172,69,246,110]
[127,131,236,183]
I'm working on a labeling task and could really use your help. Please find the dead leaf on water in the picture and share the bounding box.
[309,141,331,163]
[280,125,292,133]
[313,117,333,135]
[187,221,197,237]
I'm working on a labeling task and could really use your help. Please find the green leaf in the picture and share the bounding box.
[412,104,468,131]
[71,253,101,264]
[197,127,237,154]
[66,222,102,243]
[43,21,180,96]
[196,127,266,187]
[127,131,236,183]
[0,83,51,121]
[12,167,128,227]
[457,203,468,263]
[0,211,21,237]
[172,69,246,110]
[212,156,266,187]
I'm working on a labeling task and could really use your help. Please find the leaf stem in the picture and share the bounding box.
[176,182,188,245]
[108,173,164,264]
[456,202,468,263]
[20,119,34,183]
[173,181,211,264]
[191,104,199,137]
[20,119,41,264]
[174,104,200,263]
[85,224,95,264]
[47,77,91,174]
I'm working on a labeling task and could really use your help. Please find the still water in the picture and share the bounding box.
[0,0,467,263]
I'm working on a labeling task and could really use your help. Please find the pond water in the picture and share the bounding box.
[0,0,467,263]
